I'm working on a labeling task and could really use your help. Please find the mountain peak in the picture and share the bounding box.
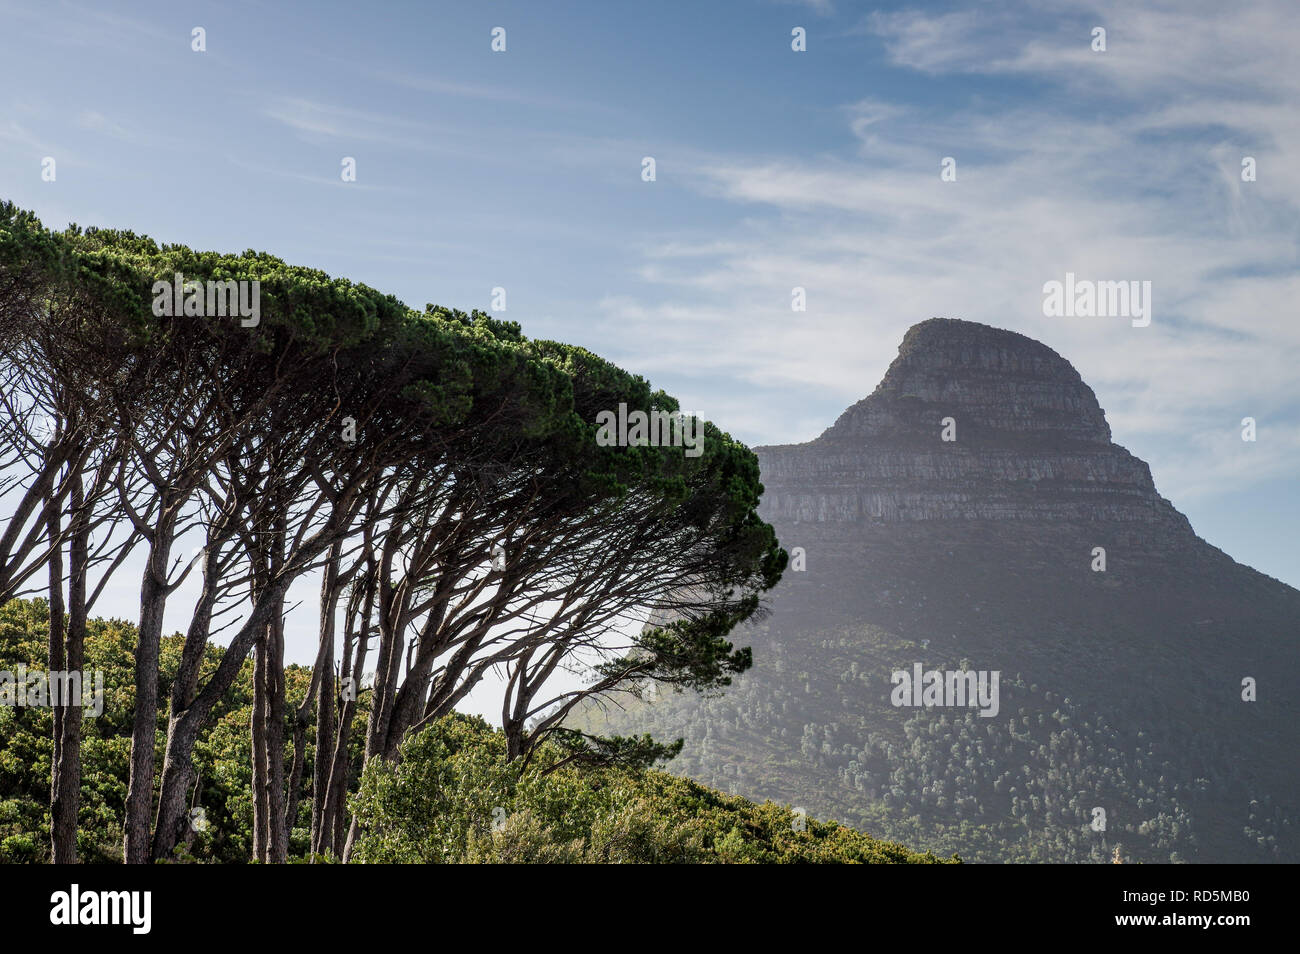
[819,318,1112,447]
[757,318,1189,540]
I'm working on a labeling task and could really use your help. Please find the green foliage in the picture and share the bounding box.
[0,599,135,862]
[349,714,951,864]
[0,598,311,863]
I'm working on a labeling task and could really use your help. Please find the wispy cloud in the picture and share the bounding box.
[374,70,616,115]
[773,0,836,16]
[75,110,134,142]
[224,154,393,192]
[260,96,445,145]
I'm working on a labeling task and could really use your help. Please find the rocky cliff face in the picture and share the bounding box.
[576,318,1300,863]
[757,319,1193,540]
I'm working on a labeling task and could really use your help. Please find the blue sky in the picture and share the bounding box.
[2,0,1298,682]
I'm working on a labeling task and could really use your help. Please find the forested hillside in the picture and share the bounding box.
[573,618,1237,864]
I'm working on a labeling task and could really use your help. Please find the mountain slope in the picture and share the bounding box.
[574,318,1300,863]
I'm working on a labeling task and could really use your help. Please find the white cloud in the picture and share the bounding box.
[773,0,836,16]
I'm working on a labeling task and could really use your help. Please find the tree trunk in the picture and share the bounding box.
[251,513,288,864]
[46,490,66,862]
[51,471,89,864]
[149,544,222,862]
[150,577,290,861]
[123,527,173,865]
[321,587,370,860]
[321,683,360,860]
[266,598,288,863]
[382,587,453,759]
[308,555,340,858]
[251,626,270,862]
[341,813,361,863]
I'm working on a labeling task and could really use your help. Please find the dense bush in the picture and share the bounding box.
[350,713,950,864]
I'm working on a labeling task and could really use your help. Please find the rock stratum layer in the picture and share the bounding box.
[759,318,1190,535]
[577,318,1300,864]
